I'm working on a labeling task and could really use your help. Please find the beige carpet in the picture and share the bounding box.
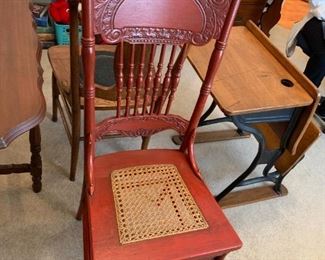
[0,25,324,260]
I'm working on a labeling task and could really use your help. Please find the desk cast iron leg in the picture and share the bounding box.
[262,108,303,192]
[216,116,265,201]
[199,100,217,125]
[30,125,42,193]
[217,108,303,201]
[198,101,243,136]
[198,100,249,140]
[172,100,249,145]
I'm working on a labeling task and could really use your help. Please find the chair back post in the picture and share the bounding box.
[180,0,241,154]
[68,0,81,116]
[82,0,96,195]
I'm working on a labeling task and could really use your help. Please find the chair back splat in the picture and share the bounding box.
[82,0,241,259]
[82,0,241,194]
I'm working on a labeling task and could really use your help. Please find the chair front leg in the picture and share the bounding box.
[76,176,86,220]
[52,73,59,122]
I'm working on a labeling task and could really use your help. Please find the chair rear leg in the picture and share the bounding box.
[70,108,81,181]
[140,100,162,149]
[52,73,59,122]
[141,136,151,150]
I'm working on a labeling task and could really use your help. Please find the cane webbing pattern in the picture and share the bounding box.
[111,164,209,244]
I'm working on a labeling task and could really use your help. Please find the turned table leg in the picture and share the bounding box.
[29,125,42,193]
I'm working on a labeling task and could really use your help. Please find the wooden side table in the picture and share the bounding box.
[0,1,46,192]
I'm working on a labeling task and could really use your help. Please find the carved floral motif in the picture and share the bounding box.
[96,115,189,140]
[121,27,193,45]
[94,0,231,45]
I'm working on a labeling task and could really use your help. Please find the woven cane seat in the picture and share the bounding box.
[111,164,209,244]
[87,150,241,259]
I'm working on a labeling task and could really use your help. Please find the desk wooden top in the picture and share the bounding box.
[188,22,317,116]
[0,1,45,149]
[189,21,320,154]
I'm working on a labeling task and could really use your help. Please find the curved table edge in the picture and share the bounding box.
[0,103,46,149]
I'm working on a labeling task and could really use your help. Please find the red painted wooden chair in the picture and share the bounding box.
[79,0,242,259]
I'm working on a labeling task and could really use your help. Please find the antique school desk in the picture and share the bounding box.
[0,1,45,192]
[181,21,320,207]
